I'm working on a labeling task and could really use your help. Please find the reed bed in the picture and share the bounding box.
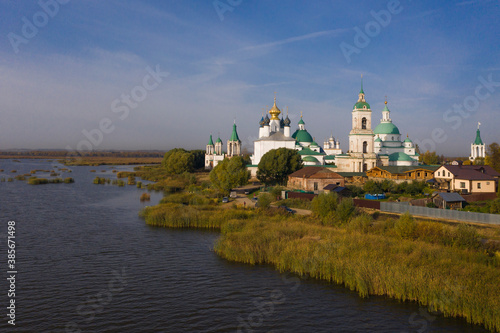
[214,218,500,332]
[140,203,257,229]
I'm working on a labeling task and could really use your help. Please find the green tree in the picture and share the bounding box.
[190,150,206,170]
[335,198,357,224]
[486,142,500,173]
[419,150,439,165]
[163,149,195,174]
[490,198,500,214]
[257,148,303,186]
[363,180,382,194]
[209,156,250,195]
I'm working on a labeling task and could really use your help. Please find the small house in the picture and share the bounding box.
[432,192,466,209]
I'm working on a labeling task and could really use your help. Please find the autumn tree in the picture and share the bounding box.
[257,148,303,186]
[419,150,439,165]
[486,142,500,173]
[209,156,250,195]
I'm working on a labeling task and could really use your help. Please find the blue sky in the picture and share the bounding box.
[0,0,499,156]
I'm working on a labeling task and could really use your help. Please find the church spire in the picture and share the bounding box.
[358,75,366,103]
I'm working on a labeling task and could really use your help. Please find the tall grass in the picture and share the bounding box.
[214,218,500,332]
[140,203,257,229]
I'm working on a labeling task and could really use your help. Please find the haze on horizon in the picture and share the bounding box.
[0,0,499,157]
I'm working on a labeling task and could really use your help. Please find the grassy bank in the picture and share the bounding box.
[214,217,500,332]
[141,201,500,332]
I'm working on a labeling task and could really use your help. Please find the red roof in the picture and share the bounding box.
[442,165,496,180]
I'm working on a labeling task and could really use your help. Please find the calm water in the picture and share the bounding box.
[0,160,490,332]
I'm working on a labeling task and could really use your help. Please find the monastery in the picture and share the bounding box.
[205,80,419,173]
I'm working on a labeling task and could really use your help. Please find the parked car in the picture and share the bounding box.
[244,190,250,195]
[222,197,229,203]
[230,191,237,198]
[278,205,294,214]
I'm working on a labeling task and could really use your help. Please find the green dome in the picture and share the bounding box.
[302,156,320,163]
[374,137,382,142]
[374,122,400,135]
[298,118,305,125]
[389,152,414,162]
[354,101,371,110]
[404,137,412,143]
[207,134,214,145]
[294,129,313,143]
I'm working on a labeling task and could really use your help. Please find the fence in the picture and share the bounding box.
[380,202,500,225]
[286,192,316,201]
[353,199,381,210]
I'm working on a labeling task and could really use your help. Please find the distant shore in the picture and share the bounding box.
[0,151,164,166]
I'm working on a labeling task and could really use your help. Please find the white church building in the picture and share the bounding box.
[205,78,420,174]
[469,123,485,162]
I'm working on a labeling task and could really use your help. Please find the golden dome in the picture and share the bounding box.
[269,97,281,120]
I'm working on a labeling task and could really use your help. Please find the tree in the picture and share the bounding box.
[257,148,303,186]
[163,149,195,175]
[419,150,439,165]
[190,150,206,170]
[209,156,250,195]
[486,142,500,173]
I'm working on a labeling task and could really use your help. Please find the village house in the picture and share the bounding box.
[366,166,439,183]
[434,165,499,194]
[287,166,345,192]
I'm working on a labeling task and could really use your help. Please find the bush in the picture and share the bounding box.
[453,224,481,250]
[140,193,151,202]
[490,199,500,214]
[426,202,437,208]
[335,198,357,225]
[311,192,338,219]
[348,214,372,233]
[64,177,74,183]
[257,193,273,209]
[394,212,416,239]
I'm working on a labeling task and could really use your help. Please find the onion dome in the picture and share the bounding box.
[264,114,270,126]
[280,117,285,128]
[269,97,281,120]
[207,134,214,145]
[404,135,412,143]
[284,115,291,126]
[374,137,382,143]
[298,117,305,125]
[259,116,265,127]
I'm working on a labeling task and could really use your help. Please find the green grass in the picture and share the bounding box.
[214,218,500,332]
[140,195,500,332]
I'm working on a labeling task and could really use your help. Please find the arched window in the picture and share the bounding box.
[363,163,368,172]
[363,141,368,153]
[362,117,367,130]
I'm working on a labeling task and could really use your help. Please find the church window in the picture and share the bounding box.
[362,117,367,130]
[314,182,318,191]
[477,183,481,189]
[363,163,367,172]
[363,141,367,153]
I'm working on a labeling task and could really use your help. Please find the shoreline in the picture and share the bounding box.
[141,203,500,332]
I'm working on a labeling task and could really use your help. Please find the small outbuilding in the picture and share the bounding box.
[432,192,466,209]
[288,166,345,193]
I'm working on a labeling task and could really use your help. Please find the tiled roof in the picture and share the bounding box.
[441,165,497,180]
[288,166,343,179]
